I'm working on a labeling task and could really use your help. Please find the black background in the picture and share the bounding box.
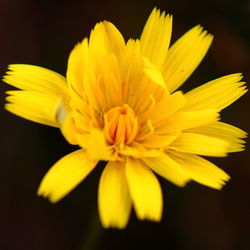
[0,0,249,250]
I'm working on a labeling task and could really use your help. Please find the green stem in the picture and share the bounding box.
[78,209,103,250]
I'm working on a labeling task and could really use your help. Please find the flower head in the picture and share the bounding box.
[3,8,247,228]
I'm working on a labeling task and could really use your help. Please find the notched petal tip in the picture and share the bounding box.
[163,24,214,92]
[141,7,173,69]
[168,151,231,190]
[4,90,60,127]
[207,173,230,190]
[184,74,248,111]
[98,162,132,229]
[125,159,163,222]
[37,189,58,204]
[37,150,98,203]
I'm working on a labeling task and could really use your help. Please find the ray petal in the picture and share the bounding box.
[184,74,247,111]
[38,149,98,203]
[186,121,247,152]
[143,152,190,187]
[98,161,132,228]
[5,90,59,127]
[156,109,219,133]
[3,64,68,97]
[169,132,230,157]
[168,150,230,189]
[140,8,172,68]
[162,25,213,92]
[126,159,163,221]
[75,129,113,161]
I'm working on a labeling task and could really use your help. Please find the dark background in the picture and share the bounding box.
[0,0,249,249]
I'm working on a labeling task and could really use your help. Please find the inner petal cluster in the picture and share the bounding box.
[104,104,138,146]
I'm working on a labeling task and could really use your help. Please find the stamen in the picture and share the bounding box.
[104,104,138,145]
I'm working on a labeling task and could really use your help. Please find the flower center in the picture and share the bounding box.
[104,104,138,145]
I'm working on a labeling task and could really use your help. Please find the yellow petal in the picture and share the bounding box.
[140,133,179,149]
[184,74,247,111]
[125,159,163,221]
[67,40,103,113]
[162,25,213,92]
[143,57,167,88]
[72,109,92,133]
[89,21,125,55]
[169,132,229,157]
[102,21,126,57]
[55,100,78,145]
[168,150,230,189]
[87,22,125,110]
[67,39,88,99]
[5,90,59,127]
[119,143,162,158]
[148,91,186,124]
[120,39,144,106]
[143,152,190,187]
[95,53,123,109]
[98,161,132,229]
[75,129,113,161]
[67,24,125,114]
[189,121,247,138]
[38,149,98,203]
[120,39,142,83]
[3,64,68,97]
[89,22,110,55]
[156,109,219,133]
[186,122,247,152]
[140,8,172,68]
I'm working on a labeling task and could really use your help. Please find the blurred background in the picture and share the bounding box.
[0,0,249,249]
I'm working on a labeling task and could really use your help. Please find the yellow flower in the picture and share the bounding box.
[3,8,247,228]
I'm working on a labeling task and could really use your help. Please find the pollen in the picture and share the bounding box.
[104,104,138,145]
